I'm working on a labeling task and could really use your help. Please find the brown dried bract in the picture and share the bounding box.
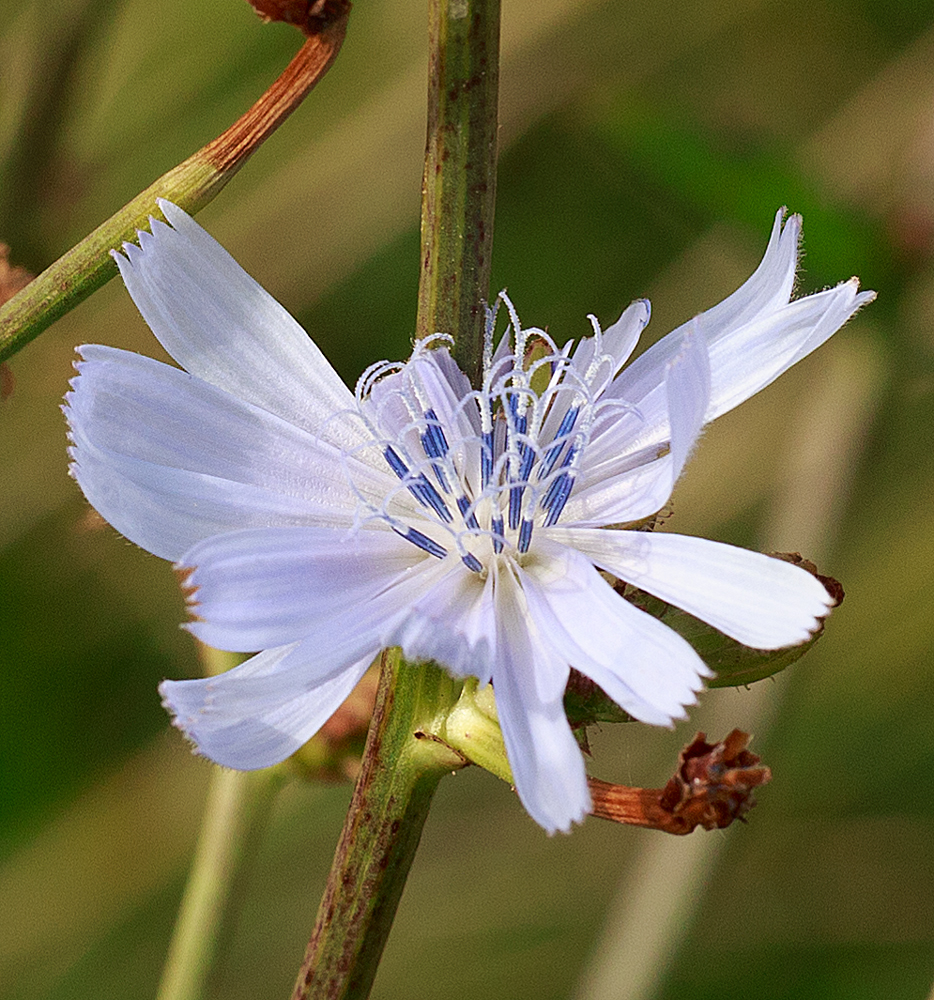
[588,729,771,835]
[0,243,32,305]
[288,666,379,782]
[769,551,844,608]
[247,0,351,36]
[0,244,33,401]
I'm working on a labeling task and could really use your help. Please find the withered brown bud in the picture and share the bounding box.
[287,667,378,782]
[0,244,32,304]
[247,0,351,36]
[0,244,33,402]
[588,729,771,835]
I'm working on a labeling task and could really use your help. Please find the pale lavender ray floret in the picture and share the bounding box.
[63,200,874,833]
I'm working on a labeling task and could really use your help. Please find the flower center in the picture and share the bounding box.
[346,296,629,573]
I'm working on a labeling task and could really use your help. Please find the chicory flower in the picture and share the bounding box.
[65,201,872,832]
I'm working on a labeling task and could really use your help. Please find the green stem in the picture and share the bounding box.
[290,651,465,1000]
[291,5,502,995]
[156,766,283,1000]
[0,12,349,364]
[416,0,501,385]
[157,647,284,1000]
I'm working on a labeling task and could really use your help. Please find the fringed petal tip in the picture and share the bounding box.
[516,761,592,836]
[157,197,187,227]
[781,206,801,231]
[158,693,283,773]
[641,685,703,731]
[759,552,842,646]
[159,678,198,735]
[615,660,709,731]
[160,688,201,747]
[547,788,594,836]
[546,797,592,837]
[159,677,263,771]
[110,237,149,268]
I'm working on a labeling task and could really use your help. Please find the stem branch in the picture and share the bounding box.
[0,10,349,364]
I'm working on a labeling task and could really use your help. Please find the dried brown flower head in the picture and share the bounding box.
[588,729,772,835]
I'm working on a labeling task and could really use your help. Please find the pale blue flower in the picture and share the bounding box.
[65,201,873,832]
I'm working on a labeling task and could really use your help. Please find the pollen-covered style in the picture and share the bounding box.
[65,201,873,832]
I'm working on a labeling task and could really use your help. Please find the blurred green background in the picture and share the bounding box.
[2,0,933,997]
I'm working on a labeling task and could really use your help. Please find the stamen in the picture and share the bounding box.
[421,408,449,458]
[430,463,451,494]
[507,410,528,530]
[461,552,483,573]
[518,518,534,553]
[415,473,454,521]
[508,484,524,530]
[481,429,494,489]
[540,405,579,478]
[541,474,563,512]
[383,446,453,523]
[492,514,505,553]
[383,445,408,478]
[418,408,452,493]
[456,495,480,532]
[394,526,449,560]
[542,470,575,526]
[517,436,536,482]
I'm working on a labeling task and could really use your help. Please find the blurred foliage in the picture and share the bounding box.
[1,0,934,999]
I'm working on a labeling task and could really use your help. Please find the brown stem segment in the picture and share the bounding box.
[202,9,349,174]
[0,7,349,364]
[290,653,464,1000]
[416,0,501,386]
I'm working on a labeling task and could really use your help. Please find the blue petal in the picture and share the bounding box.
[161,645,373,770]
[489,565,589,835]
[65,346,390,559]
[114,200,364,448]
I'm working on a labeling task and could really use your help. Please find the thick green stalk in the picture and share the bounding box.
[290,5,502,996]
[416,0,501,385]
[0,13,349,364]
[290,651,465,1000]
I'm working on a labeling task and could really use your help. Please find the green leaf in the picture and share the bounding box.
[564,561,840,729]
[564,672,633,728]
[624,590,827,690]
